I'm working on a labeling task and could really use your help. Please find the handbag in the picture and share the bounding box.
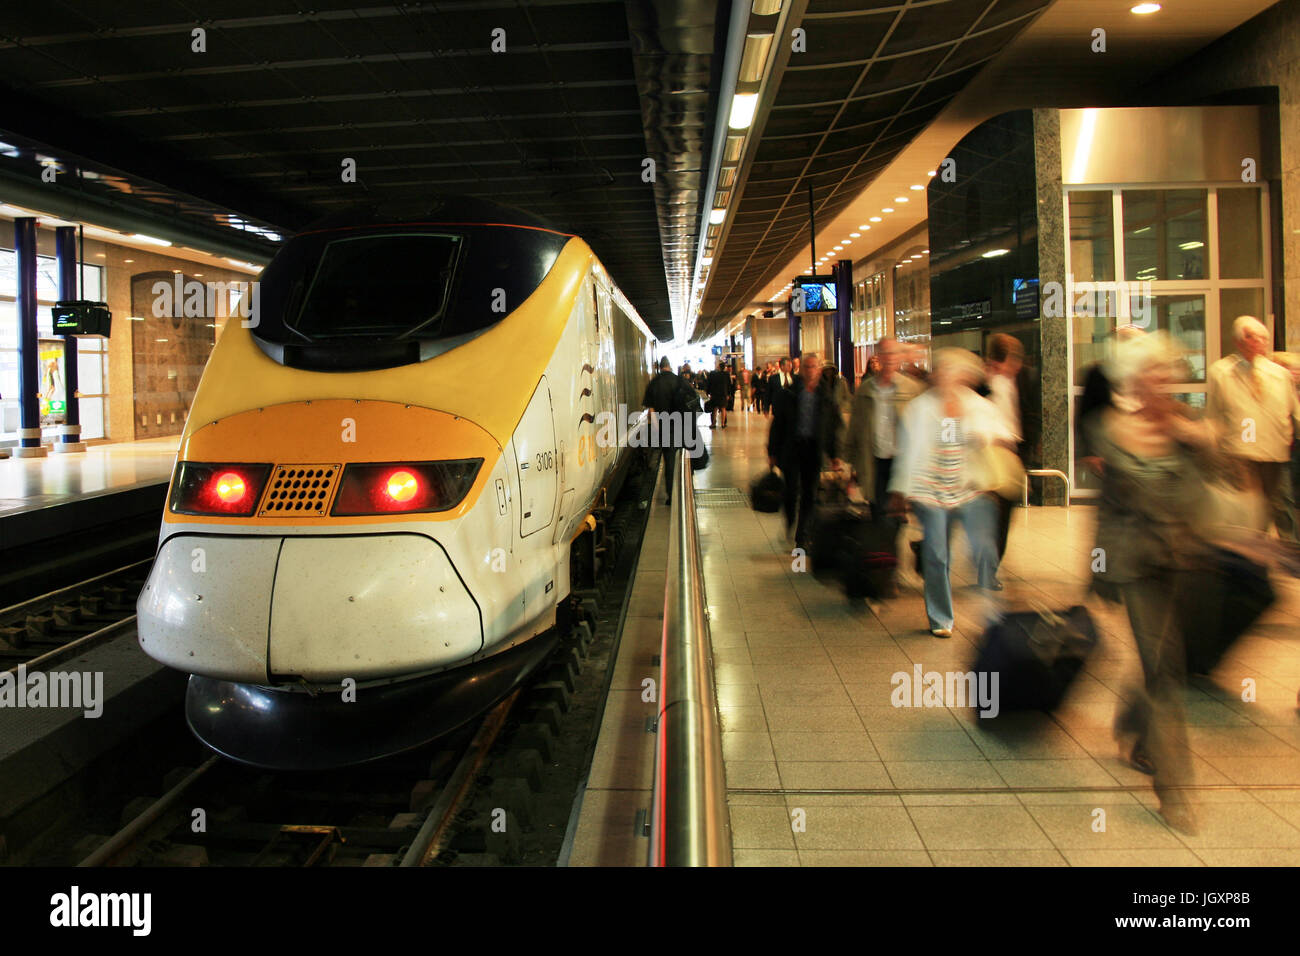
[983,443,1025,500]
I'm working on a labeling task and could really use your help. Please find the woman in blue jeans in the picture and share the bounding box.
[888,348,1012,638]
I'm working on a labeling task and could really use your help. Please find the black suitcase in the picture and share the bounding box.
[750,470,784,513]
[810,506,898,599]
[1178,547,1274,675]
[972,605,1098,713]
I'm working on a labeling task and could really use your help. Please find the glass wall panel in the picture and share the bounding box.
[1068,190,1115,282]
[1122,189,1208,281]
[1218,188,1263,279]
[1141,293,1207,381]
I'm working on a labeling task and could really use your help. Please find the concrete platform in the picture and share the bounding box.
[570,406,1300,866]
[0,436,177,521]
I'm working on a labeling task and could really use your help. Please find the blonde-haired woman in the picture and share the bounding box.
[1085,331,1215,834]
[888,348,1013,638]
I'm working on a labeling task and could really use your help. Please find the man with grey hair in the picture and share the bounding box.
[1207,315,1300,540]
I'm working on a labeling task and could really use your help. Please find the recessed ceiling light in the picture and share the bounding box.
[842,239,851,244]
[895,197,909,203]
[869,216,882,222]
[882,208,894,213]
[709,208,726,224]
[910,254,922,260]
[982,248,1011,258]
[1131,2,1161,13]
[922,249,929,254]
[1178,240,1204,250]
[850,232,860,238]
[927,170,936,177]
[910,184,924,191]
[833,245,842,251]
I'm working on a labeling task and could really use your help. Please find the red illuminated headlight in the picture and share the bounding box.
[170,462,272,516]
[330,460,483,516]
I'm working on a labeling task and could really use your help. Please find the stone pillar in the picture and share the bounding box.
[1033,108,1068,504]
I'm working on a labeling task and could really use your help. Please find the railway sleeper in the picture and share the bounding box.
[498,749,546,792]
[531,680,571,713]
[489,778,534,829]
[512,723,555,763]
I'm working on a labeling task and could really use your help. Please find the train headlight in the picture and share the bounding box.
[385,469,419,503]
[170,462,272,516]
[332,460,483,516]
[215,472,247,503]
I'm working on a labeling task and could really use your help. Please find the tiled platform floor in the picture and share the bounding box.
[696,407,1300,867]
[0,436,177,516]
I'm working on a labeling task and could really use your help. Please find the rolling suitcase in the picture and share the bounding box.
[750,469,784,513]
[810,505,898,599]
[972,605,1098,713]
[1178,547,1274,675]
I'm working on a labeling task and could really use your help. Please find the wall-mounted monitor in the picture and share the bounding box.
[1012,278,1039,320]
[791,277,837,314]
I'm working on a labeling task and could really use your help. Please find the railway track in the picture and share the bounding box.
[0,561,150,671]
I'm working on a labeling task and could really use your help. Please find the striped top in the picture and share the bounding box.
[911,416,980,508]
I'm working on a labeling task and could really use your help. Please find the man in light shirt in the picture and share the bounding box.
[1207,315,1300,540]
[845,337,923,510]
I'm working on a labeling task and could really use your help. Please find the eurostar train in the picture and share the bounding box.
[136,198,656,769]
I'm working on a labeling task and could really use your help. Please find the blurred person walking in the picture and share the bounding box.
[768,352,843,547]
[983,333,1041,584]
[643,357,700,506]
[1084,332,1216,834]
[1207,316,1300,540]
[845,337,923,511]
[887,348,1012,638]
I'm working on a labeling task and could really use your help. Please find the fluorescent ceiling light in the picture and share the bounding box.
[832,245,842,251]
[850,232,860,238]
[1131,2,1161,13]
[842,239,851,245]
[709,208,726,224]
[927,170,936,177]
[982,248,1011,258]
[895,197,909,203]
[130,233,172,247]
[729,93,759,130]
[869,217,882,223]
[882,208,894,213]
[910,184,924,191]
[1178,240,1204,250]
[702,256,713,265]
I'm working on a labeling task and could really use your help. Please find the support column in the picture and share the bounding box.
[53,226,86,453]
[834,259,854,386]
[14,217,46,458]
[787,296,800,358]
[1034,108,1068,503]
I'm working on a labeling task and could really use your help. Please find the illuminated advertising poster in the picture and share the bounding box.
[38,338,66,425]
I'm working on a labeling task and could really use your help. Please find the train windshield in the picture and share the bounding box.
[286,233,460,338]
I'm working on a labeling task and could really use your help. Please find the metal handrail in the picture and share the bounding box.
[1023,468,1072,508]
[648,449,732,866]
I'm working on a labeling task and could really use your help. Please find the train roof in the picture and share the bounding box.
[298,196,573,238]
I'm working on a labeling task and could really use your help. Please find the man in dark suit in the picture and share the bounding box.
[706,360,731,429]
[644,357,689,505]
[767,352,842,547]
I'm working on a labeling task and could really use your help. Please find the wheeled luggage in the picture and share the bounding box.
[810,505,898,600]
[972,605,1098,712]
[1177,547,1274,675]
[750,469,784,513]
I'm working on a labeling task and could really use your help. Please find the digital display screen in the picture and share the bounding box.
[792,280,837,314]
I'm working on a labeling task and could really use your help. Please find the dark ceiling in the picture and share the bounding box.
[694,0,1052,342]
[0,0,725,341]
